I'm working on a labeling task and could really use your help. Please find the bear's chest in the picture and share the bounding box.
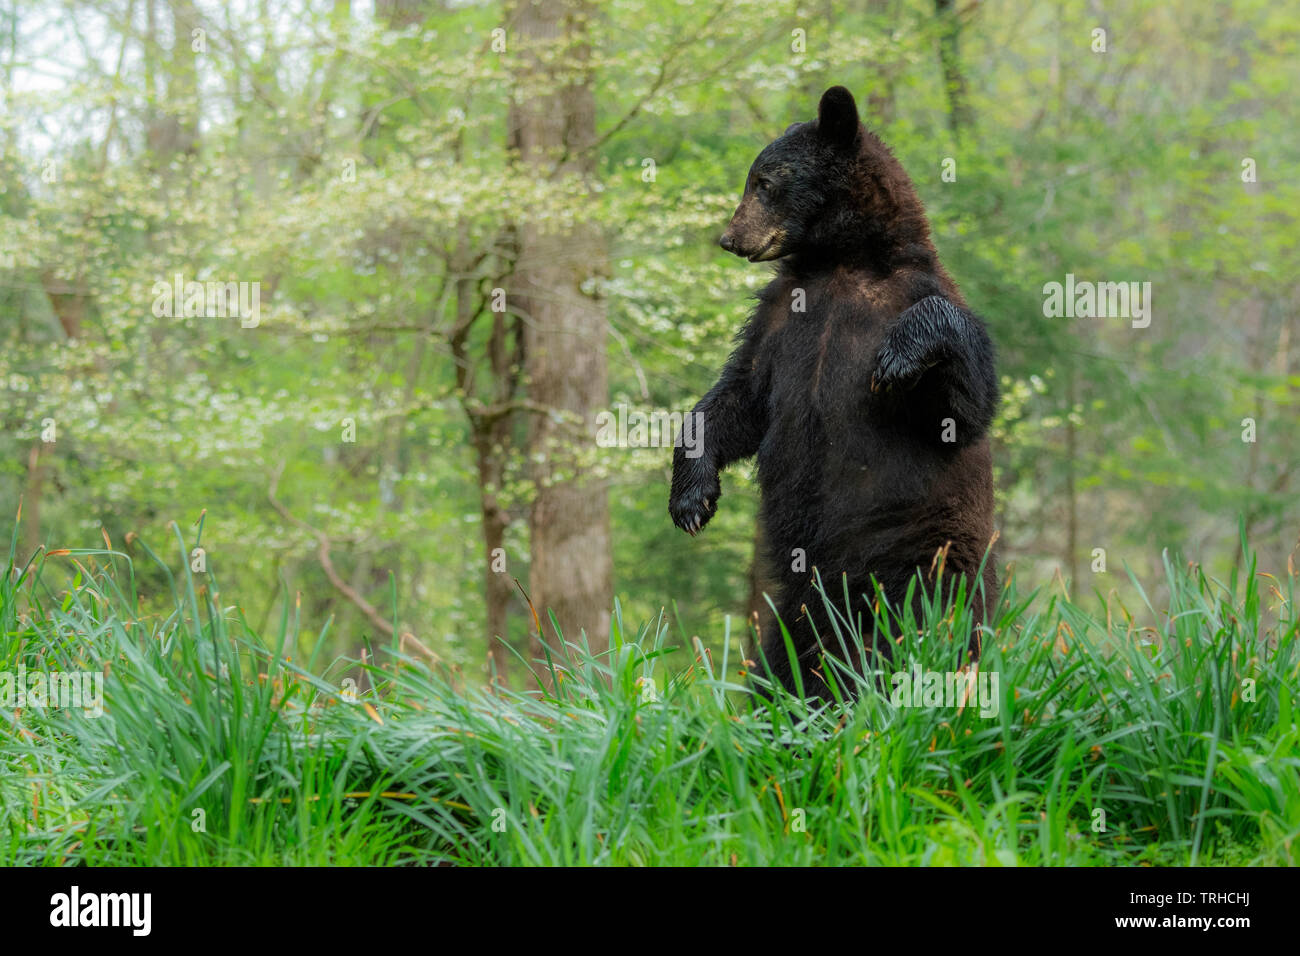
[755,304,887,420]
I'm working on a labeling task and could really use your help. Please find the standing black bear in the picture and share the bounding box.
[670,86,999,701]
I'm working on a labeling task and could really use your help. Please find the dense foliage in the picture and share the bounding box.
[1,2,1297,685]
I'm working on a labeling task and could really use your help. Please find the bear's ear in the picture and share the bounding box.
[817,86,860,148]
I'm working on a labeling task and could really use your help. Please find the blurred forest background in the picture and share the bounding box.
[1,0,1296,686]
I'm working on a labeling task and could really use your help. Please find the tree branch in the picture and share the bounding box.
[267,462,398,639]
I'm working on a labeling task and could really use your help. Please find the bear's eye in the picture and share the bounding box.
[755,178,772,194]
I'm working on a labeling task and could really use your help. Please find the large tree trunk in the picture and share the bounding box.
[509,0,612,670]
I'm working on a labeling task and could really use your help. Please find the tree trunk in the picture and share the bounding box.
[509,0,612,670]
[1064,365,1079,586]
[745,512,773,660]
[21,444,47,561]
[476,427,514,683]
[863,0,897,125]
[454,264,522,686]
[934,0,973,137]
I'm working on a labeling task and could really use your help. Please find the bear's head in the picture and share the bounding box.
[719,86,928,267]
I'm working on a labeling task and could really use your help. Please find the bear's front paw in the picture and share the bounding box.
[870,339,938,395]
[669,473,721,536]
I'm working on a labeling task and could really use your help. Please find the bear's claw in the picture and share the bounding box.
[669,479,720,536]
[872,343,938,395]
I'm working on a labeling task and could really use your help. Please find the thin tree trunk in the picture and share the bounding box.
[863,0,897,125]
[934,0,973,136]
[21,444,46,560]
[453,265,521,685]
[1064,366,1079,586]
[1054,11,1077,587]
[745,512,772,659]
[476,427,513,683]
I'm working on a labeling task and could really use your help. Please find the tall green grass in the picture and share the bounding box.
[2,517,1296,865]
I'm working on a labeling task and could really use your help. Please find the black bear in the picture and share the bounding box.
[669,86,998,701]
